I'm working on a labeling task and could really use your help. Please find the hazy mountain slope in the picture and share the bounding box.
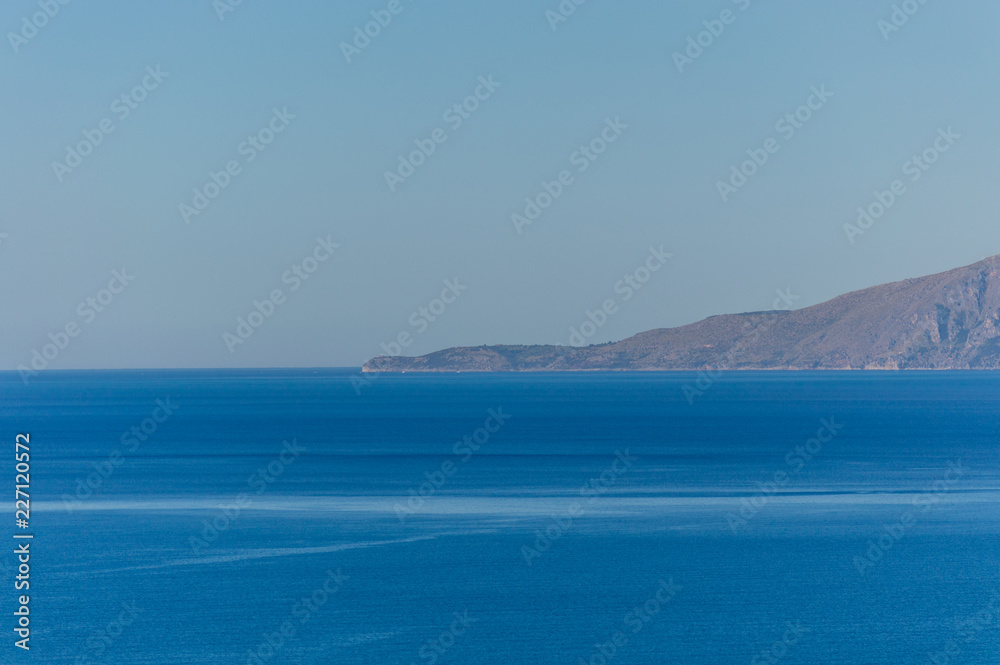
[363,256,1000,372]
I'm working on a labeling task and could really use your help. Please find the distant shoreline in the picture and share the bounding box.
[364,255,1000,374]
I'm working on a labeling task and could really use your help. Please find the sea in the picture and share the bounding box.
[1,369,998,664]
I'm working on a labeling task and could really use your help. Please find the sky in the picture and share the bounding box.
[2,0,999,370]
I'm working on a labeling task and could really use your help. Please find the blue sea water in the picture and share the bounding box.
[1,370,998,664]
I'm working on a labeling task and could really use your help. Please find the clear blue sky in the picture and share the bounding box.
[2,0,998,369]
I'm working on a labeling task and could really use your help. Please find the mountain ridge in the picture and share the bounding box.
[363,256,1000,372]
